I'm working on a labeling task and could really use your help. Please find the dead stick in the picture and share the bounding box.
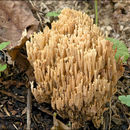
[0,90,25,103]
[38,105,53,116]
[27,83,32,130]
[109,98,112,130]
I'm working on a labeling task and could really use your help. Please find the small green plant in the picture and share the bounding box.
[0,41,10,74]
[118,95,130,107]
[0,41,10,50]
[94,0,98,25]
[0,64,7,72]
[46,11,61,17]
[107,37,129,63]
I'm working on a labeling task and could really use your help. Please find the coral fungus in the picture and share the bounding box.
[26,8,124,128]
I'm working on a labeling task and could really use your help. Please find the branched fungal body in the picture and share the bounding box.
[26,8,124,128]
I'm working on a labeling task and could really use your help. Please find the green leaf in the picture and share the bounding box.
[0,64,7,72]
[0,41,10,50]
[46,11,60,17]
[106,38,129,63]
[119,95,130,107]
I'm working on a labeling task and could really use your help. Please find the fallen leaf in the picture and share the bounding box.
[0,1,39,50]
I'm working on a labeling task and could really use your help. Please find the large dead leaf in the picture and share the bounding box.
[0,1,39,50]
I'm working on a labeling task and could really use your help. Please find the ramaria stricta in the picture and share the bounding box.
[26,8,124,128]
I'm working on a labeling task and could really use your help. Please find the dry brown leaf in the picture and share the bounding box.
[0,1,39,50]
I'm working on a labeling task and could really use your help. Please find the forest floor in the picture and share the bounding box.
[0,0,129,130]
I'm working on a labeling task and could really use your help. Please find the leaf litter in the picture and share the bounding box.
[0,0,129,130]
[0,1,39,50]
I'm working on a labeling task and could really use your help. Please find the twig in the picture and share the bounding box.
[109,98,112,130]
[3,106,18,130]
[0,90,25,103]
[0,80,24,89]
[0,116,23,122]
[38,105,53,116]
[27,82,32,130]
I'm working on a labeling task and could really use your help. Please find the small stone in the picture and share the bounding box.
[106,26,112,31]
[120,25,124,31]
